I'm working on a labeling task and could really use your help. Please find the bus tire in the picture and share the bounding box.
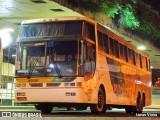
[90,87,106,113]
[125,95,143,113]
[133,95,143,113]
[142,94,145,107]
[35,104,53,113]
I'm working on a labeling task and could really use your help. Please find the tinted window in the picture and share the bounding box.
[128,48,135,64]
[120,43,125,60]
[146,57,149,71]
[103,34,109,53]
[84,22,95,41]
[114,40,119,58]
[109,37,114,56]
[19,21,83,38]
[140,54,142,68]
[98,31,103,51]
[124,46,128,62]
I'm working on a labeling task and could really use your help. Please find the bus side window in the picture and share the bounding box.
[146,57,149,71]
[140,54,142,68]
[84,22,95,42]
[98,31,103,51]
[83,42,95,76]
[120,43,125,61]
[128,48,135,65]
[124,46,128,62]
[135,52,140,68]
[133,50,136,65]
[109,37,114,56]
[114,40,119,58]
[142,56,147,71]
[148,59,151,71]
[103,34,109,53]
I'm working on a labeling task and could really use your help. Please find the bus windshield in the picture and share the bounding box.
[19,21,82,38]
[17,40,79,77]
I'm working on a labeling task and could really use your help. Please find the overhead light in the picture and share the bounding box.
[137,46,146,50]
[3,28,14,32]
[0,29,13,48]
[150,66,153,69]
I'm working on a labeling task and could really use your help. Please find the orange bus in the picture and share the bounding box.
[15,17,151,113]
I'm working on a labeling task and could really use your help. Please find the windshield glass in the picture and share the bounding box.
[19,21,82,38]
[18,40,78,77]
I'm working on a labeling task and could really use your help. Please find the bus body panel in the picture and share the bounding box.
[97,52,151,106]
[15,88,88,103]
[15,76,99,104]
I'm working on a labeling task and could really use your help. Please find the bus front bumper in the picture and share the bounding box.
[15,88,92,104]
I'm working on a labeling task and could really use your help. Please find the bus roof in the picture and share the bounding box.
[21,16,96,25]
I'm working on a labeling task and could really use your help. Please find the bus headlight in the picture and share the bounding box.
[17,92,26,96]
[21,83,26,87]
[16,84,21,87]
[16,83,26,87]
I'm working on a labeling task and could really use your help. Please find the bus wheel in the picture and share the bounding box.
[35,104,53,114]
[142,94,145,107]
[125,95,143,113]
[90,87,106,113]
[133,95,143,113]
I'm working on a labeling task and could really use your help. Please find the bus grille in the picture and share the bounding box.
[29,83,43,87]
[46,83,61,87]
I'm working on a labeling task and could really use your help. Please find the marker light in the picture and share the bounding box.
[137,46,146,50]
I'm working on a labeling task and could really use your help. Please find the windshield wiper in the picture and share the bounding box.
[49,61,62,78]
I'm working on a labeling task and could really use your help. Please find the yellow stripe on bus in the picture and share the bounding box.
[16,77,54,83]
